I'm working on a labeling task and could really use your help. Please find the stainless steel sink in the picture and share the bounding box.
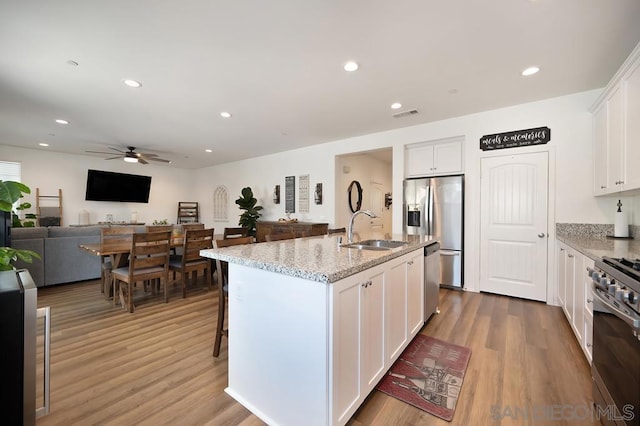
[341,239,409,250]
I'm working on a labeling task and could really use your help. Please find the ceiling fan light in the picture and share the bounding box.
[124,157,138,163]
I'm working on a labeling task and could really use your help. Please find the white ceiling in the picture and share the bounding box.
[1,0,639,169]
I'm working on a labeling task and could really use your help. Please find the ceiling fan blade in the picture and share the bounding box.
[137,152,159,157]
[109,147,127,153]
[146,157,171,163]
[138,158,148,165]
[85,150,118,155]
[104,156,123,160]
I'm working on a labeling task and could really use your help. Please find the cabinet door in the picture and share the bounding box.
[433,140,463,175]
[571,252,584,343]
[361,270,385,389]
[565,250,575,324]
[593,102,609,195]
[584,257,594,320]
[332,274,363,424]
[623,60,640,190]
[557,244,567,308]
[406,144,435,177]
[406,252,424,338]
[608,85,624,190]
[385,258,408,362]
[583,315,593,364]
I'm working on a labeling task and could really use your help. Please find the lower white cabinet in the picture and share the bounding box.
[556,242,594,364]
[225,247,427,426]
[332,249,425,425]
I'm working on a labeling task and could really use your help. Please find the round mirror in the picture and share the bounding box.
[348,180,363,213]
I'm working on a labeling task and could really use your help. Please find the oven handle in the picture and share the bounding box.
[592,287,640,330]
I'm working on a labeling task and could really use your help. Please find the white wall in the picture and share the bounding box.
[0,146,193,226]
[193,88,613,294]
[5,88,626,296]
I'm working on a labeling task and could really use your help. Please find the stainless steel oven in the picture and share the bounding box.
[590,257,640,426]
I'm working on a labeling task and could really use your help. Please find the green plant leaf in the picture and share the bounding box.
[0,181,30,212]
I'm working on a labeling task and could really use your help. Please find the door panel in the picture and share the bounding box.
[480,152,548,301]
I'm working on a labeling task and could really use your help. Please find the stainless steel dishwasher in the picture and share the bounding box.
[424,242,440,322]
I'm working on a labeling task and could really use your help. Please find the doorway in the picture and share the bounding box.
[335,149,392,232]
[479,151,549,301]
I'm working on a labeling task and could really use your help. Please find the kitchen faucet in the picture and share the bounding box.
[347,210,377,244]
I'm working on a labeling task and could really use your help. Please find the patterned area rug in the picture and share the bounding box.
[375,335,472,422]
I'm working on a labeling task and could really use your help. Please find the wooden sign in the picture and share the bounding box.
[480,126,550,151]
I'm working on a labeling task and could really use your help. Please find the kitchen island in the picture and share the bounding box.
[200,233,438,426]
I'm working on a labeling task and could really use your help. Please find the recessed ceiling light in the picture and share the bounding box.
[343,61,359,72]
[205,149,213,153]
[391,102,402,110]
[522,66,540,76]
[220,112,232,118]
[123,79,142,88]
[39,143,49,147]
[55,119,69,125]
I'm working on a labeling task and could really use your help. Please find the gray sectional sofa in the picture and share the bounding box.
[11,226,104,287]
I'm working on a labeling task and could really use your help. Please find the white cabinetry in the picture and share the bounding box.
[332,266,386,424]
[592,41,640,195]
[405,138,463,178]
[332,249,425,425]
[556,242,594,364]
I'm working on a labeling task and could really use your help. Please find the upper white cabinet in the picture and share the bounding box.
[592,42,640,195]
[405,138,463,178]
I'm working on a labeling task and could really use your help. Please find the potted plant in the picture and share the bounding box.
[0,181,41,271]
[235,187,263,237]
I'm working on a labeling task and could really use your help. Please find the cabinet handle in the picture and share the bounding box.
[620,180,625,184]
[36,307,51,418]
[568,254,574,258]
[362,280,372,288]
[587,299,593,304]
[600,185,606,189]
[586,343,592,348]
[560,248,565,252]
[408,260,414,266]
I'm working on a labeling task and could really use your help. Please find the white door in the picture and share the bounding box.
[480,152,548,301]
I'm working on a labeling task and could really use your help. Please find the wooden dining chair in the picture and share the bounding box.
[100,226,136,297]
[145,224,174,233]
[111,231,172,313]
[223,227,249,239]
[265,231,296,242]
[169,228,214,298]
[181,223,205,232]
[327,227,346,235]
[213,236,253,357]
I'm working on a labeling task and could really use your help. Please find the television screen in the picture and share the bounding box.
[85,169,152,203]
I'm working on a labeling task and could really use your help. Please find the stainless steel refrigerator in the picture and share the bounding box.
[403,175,464,288]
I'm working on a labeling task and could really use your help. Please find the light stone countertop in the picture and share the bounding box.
[200,232,438,283]
[556,234,640,260]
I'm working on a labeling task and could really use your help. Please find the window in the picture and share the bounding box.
[0,161,21,182]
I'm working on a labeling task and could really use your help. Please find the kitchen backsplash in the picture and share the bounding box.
[556,223,639,239]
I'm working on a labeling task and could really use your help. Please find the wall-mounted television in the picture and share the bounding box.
[85,169,152,203]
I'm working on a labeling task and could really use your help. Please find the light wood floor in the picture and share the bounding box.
[35,280,595,426]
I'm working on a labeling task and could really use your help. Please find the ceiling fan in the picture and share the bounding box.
[85,146,170,164]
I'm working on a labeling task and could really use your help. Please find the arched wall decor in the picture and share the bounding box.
[347,180,363,213]
[213,185,229,221]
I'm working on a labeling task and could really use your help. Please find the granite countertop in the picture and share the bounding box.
[200,232,438,283]
[556,234,640,260]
